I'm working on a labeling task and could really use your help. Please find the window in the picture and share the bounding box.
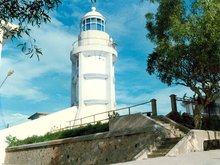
[97,24,102,31]
[91,18,96,22]
[91,23,96,30]
[81,17,105,32]
[86,18,90,23]
[86,24,90,30]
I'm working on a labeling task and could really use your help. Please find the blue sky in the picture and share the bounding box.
[0,0,193,129]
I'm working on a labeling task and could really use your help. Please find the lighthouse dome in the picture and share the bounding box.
[81,7,106,32]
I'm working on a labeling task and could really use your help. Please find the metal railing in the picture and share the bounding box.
[63,101,152,131]
[72,37,116,50]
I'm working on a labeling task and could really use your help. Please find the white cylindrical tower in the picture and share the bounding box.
[70,7,117,123]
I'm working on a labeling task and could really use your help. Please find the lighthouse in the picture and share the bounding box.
[70,7,117,122]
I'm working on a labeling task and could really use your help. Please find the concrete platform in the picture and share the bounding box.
[113,150,220,165]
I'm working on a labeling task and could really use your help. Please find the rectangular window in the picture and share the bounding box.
[86,24,90,30]
[91,23,96,30]
[86,18,90,23]
[91,18,96,22]
[101,25,104,31]
[97,18,101,23]
[97,24,101,30]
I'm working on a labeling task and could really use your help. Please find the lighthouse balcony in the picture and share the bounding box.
[72,37,116,50]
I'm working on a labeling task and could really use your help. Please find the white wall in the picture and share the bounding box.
[0,29,4,66]
[0,107,77,164]
[166,130,220,157]
[71,30,117,121]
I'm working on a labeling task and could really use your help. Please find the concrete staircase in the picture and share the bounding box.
[146,116,190,158]
[152,116,189,137]
[147,137,182,158]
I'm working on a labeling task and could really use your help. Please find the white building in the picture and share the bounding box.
[70,7,117,123]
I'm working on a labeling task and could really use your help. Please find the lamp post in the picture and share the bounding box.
[0,70,14,129]
[0,70,14,89]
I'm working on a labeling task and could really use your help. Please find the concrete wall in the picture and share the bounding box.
[4,115,171,165]
[0,107,77,164]
[166,130,220,156]
[109,113,157,132]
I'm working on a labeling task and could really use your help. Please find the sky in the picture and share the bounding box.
[0,0,193,129]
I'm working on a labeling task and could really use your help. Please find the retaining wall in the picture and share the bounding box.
[166,130,220,156]
[0,107,77,164]
[4,114,171,165]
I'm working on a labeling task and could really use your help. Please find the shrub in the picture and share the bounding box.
[6,122,109,147]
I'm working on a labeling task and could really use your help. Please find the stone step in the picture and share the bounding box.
[148,152,166,158]
[152,116,189,134]
[157,143,177,150]
[158,138,181,145]
[150,148,170,154]
[147,137,182,158]
[162,137,182,142]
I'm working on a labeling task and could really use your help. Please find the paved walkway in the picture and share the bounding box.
[113,150,220,165]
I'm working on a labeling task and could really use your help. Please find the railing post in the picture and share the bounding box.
[128,107,131,115]
[151,99,157,116]
[68,121,71,129]
[170,94,177,113]
[93,115,95,124]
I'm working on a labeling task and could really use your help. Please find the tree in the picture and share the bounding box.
[0,0,61,60]
[145,0,220,128]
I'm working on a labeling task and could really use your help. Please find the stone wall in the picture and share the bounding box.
[4,115,171,165]
[0,107,77,164]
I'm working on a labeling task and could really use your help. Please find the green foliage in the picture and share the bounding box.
[145,0,220,128]
[167,112,195,129]
[0,0,61,60]
[167,111,220,131]
[6,122,109,147]
[6,135,21,147]
[202,115,220,131]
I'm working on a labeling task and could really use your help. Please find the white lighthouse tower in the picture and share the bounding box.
[70,7,117,123]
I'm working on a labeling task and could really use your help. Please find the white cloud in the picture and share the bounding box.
[0,16,77,101]
[115,57,140,73]
[106,1,157,41]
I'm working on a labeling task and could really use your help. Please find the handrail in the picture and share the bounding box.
[72,37,116,49]
[62,101,151,131]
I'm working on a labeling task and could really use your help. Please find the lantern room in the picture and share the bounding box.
[80,7,106,32]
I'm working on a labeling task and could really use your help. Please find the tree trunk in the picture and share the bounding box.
[193,104,204,129]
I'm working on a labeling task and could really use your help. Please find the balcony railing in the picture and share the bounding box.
[72,37,117,50]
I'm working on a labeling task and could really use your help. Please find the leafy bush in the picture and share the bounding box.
[166,111,194,129]
[6,122,109,147]
[202,115,220,131]
[6,135,22,147]
[167,111,220,130]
